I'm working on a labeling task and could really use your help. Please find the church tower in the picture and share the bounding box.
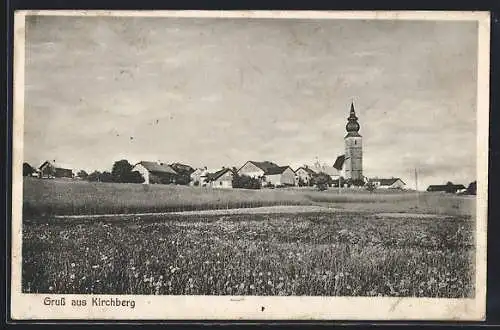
[344,102,363,184]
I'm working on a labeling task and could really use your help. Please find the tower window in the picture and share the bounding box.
[354,141,357,145]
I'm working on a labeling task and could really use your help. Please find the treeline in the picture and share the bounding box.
[76,160,144,184]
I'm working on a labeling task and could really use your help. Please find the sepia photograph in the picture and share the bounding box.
[11,10,489,320]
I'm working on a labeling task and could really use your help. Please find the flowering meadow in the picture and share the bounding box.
[22,211,474,297]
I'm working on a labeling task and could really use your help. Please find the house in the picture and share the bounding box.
[132,161,178,184]
[237,161,279,179]
[295,166,316,186]
[206,168,235,189]
[265,166,296,186]
[427,183,467,194]
[170,163,195,175]
[369,178,406,189]
[190,168,209,187]
[38,160,73,179]
[237,161,295,186]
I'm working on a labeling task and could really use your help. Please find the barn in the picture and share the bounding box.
[237,161,295,186]
[207,168,235,189]
[38,160,73,179]
[133,161,179,184]
[265,166,296,186]
[369,178,406,189]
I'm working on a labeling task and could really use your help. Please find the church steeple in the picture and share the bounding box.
[343,101,363,184]
[345,101,361,137]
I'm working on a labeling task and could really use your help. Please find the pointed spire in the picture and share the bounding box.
[345,101,361,136]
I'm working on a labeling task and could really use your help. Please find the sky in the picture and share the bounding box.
[23,15,478,189]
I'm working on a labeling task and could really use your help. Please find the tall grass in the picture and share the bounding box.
[22,177,475,217]
[22,212,474,297]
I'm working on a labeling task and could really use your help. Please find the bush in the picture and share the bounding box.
[232,174,261,189]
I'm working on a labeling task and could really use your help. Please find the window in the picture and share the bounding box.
[220,181,222,186]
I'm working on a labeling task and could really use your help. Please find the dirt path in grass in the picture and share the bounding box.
[49,205,339,220]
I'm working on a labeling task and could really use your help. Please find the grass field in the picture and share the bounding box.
[22,178,474,217]
[22,211,474,297]
[21,178,476,297]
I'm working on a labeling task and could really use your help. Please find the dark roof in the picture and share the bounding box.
[370,178,406,186]
[266,166,292,175]
[170,163,195,174]
[243,161,281,175]
[208,168,234,181]
[296,167,316,175]
[137,161,178,175]
[427,184,466,191]
[333,155,346,170]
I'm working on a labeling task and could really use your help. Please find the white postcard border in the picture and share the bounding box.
[10,10,490,321]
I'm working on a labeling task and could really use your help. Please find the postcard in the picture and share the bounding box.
[11,10,489,320]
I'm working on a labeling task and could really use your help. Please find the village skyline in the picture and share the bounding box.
[23,16,478,190]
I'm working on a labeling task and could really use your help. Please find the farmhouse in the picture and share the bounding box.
[38,160,73,179]
[237,161,295,186]
[295,166,316,186]
[190,167,209,187]
[369,178,406,189]
[170,163,195,175]
[206,168,235,189]
[265,166,296,186]
[133,161,178,185]
[427,183,467,194]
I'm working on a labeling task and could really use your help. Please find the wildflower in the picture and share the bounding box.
[250,284,255,290]
[91,265,99,269]
[267,280,273,286]
[70,263,76,268]
[81,276,86,280]
[159,275,163,280]
[49,286,54,291]
[267,272,271,276]
[70,274,75,280]
[259,272,263,276]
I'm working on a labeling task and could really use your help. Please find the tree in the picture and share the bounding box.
[87,171,101,182]
[312,172,331,191]
[466,181,477,195]
[111,160,144,183]
[232,174,261,189]
[99,171,114,183]
[77,170,88,180]
[365,181,377,193]
[23,162,35,177]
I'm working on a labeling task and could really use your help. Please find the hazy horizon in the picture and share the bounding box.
[23,15,478,189]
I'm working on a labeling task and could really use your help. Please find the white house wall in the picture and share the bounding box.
[133,164,150,184]
[238,162,265,178]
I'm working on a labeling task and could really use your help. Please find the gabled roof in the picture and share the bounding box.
[296,167,316,175]
[266,166,292,175]
[370,178,406,186]
[240,161,281,175]
[136,161,178,175]
[207,168,234,181]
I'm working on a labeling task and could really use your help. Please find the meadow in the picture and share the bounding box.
[22,178,474,217]
[22,211,474,297]
[21,177,476,297]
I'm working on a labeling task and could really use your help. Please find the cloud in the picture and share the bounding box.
[23,16,479,188]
